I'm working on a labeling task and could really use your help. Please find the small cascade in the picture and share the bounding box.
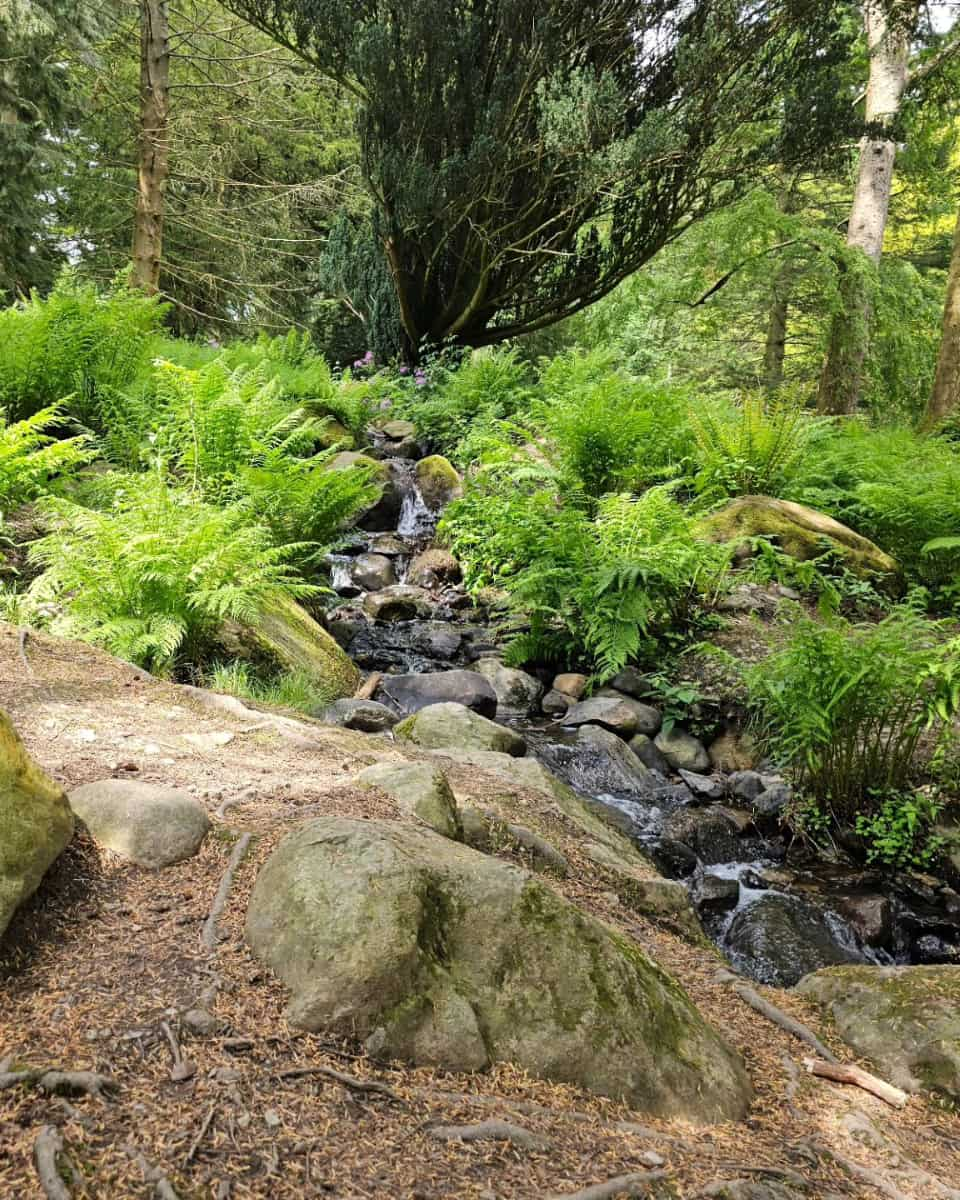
[327,554,360,597]
[390,460,438,539]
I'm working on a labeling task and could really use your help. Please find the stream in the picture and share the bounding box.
[322,446,960,988]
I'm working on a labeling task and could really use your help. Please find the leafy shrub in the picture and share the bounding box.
[0,404,92,512]
[688,391,823,501]
[28,475,317,674]
[853,791,945,871]
[746,604,960,838]
[789,424,960,594]
[0,275,163,423]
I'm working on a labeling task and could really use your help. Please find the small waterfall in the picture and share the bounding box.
[391,460,437,539]
[326,554,360,596]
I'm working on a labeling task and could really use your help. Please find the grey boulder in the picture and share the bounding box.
[561,696,641,737]
[350,553,397,592]
[356,763,461,840]
[396,702,526,756]
[471,659,544,714]
[320,698,399,733]
[245,816,752,1122]
[380,670,498,717]
[654,727,710,773]
[69,779,209,868]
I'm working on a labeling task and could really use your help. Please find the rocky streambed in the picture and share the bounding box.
[318,428,960,989]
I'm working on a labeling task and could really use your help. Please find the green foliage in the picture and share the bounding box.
[206,659,335,715]
[789,424,960,594]
[746,604,960,835]
[0,404,91,511]
[0,275,163,422]
[688,391,824,501]
[853,791,945,871]
[28,474,318,674]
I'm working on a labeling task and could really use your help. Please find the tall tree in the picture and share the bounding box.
[130,0,170,292]
[922,202,960,429]
[226,0,859,360]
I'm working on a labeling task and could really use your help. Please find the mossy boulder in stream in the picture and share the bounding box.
[328,450,400,530]
[1,710,74,939]
[220,593,359,699]
[796,964,960,1101]
[698,496,900,584]
[415,455,463,510]
[245,816,752,1122]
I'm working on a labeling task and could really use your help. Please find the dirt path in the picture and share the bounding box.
[1,624,957,1199]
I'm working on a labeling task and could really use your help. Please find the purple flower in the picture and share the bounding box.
[398,365,410,375]
[364,350,375,363]
[353,359,364,369]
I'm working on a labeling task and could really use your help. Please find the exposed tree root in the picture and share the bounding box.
[546,1171,668,1199]
[0,1068,119,1098]
[201,833,252,951]
[716,972,838,1063]
[277,1065,402,1102]
[126,1146,182,1199]
[814,1141,911,1200]
[426,1118,551,1151]
[185,1101,217,1166]
[34,1126,72,1200]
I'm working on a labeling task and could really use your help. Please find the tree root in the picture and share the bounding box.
[426,1118,551,1151]
[277,1064,402,1102]
[716,972,838,1063]
[0,1068,119,1098]
[201,833,252,951]
[814,1141,912,1200]
[126,1146,182,1199]
[34,1126,72,1200]
[546,1171,668,1199]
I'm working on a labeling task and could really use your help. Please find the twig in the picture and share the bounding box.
[0,1068,119,1098]
[803,1057,907,1109]
[717,973,838,1063]
[546,1172,668,1199]
[34,1127,72,1200]
[426,1119,551,1151]
[201,833,252,951]
[185,1102,217,1166]
[277,1065,402,1102]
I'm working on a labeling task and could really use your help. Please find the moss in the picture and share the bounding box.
[413,875,461,967]
[393,714,417,742]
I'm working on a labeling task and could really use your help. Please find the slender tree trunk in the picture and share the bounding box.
[921,207,960,431]
[130,0,169,293]
[817,1,915,415]
[762,268,790,391]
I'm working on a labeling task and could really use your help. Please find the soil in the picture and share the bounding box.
[1,622,958,1199]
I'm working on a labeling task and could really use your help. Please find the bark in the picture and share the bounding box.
[762,271,790,391]
[921,206,960,430]
[130,0,170,293]
[817,1,916,415]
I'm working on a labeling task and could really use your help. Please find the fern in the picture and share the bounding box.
[0,404,93,511]
[28,474,318,674]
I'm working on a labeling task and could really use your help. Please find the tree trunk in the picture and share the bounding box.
[130,0,169,293]
[817,1,915,415]
[762,269,790,391]
[921,206,960,431]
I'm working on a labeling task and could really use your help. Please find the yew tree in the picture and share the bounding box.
[226,0,857,359]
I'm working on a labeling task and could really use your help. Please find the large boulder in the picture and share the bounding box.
[328,451,401,531]
[219,593,359,699]
[356,763,461,840]
[246,817,751,1121]
[699,496,899,584]
[655,726,710,774]
[415,455,463,510]
[380,671,498,717]
[470,659,544,714]
[0,711,74,938]
[541,725,652,795]
[395,702,526,756]
[560,696,641,738]
[724,893,861,987]
[795,965,960,1101]
[363,585,432,622]
[69,779,209,868]
[350,553,397,592]
[405,548,462,589]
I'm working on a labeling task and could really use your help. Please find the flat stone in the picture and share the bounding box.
[395,702,526,756]
[594,689,662,735]
[380,418,417,441]
[678,770,724,802]
[380,671,498,717]
[69,779,209,868]
[363,585,432,621]
[561,697,640,737]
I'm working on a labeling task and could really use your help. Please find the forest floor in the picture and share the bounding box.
[1,622,958,1200]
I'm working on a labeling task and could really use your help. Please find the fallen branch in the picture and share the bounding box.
[201,833,252,951]
[34,1127,72,1200]
[717,973,838,1063]
[0,1068,119,1099]
[803,1057,906,1109]
[185,1102,217,1166]
[277,1065,402,1102]
[427,1119,551,1151]
[546,1171,668,1199]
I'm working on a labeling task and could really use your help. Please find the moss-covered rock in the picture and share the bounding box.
[415,455,463,510]
[221,592,359,700]
[246,816,752,1121]
[395,702,525,755]
[315,417,355,450]
[328,450,400,530]
[1,710,74,939]
[356,763,462,840]
[698,495,899,583]
[69,779,209,868]
[795,964,960,1101]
